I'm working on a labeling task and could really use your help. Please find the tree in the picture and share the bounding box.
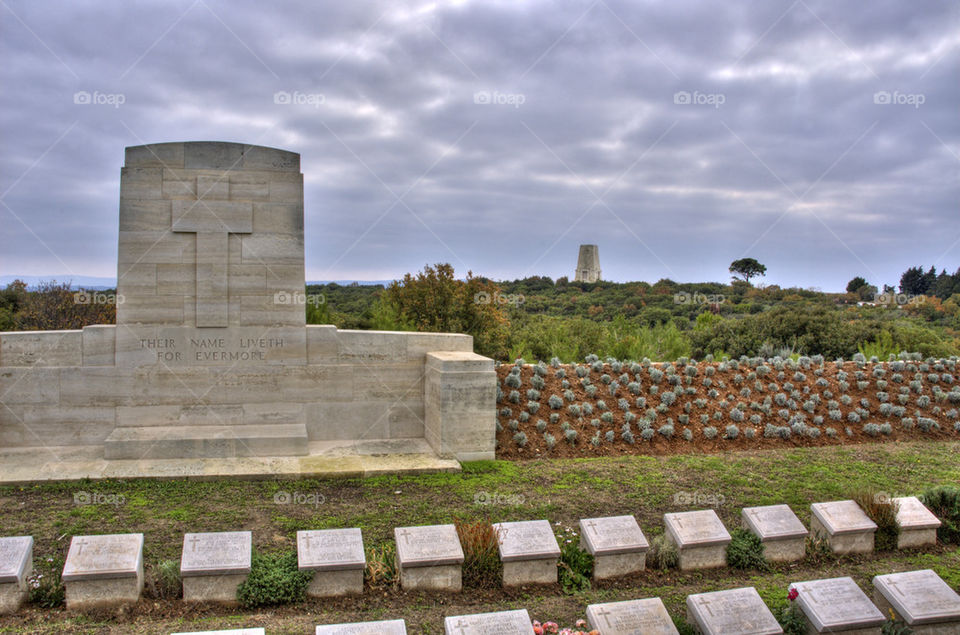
[899,266,929,296]
[729,258,767,284]
[846,276,868,293]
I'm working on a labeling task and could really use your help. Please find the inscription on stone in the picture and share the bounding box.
[181,531,251,576]
[893,496,941,529]
[0,537,32,584]
[686,587,783,635]
[587,598,679,634]
[61,533,143,581]
[315,619,408,634]
[444,609,535,634]
[298,528,365,571]
[742,505,807,540]
[664,510,731,547]
[493,520,561,562]
[790,577,885,631]
[579,515,648,555]
[873,569,960,625]
[811,500,877,534]
[140,336,287,363]
[395,524,464,567]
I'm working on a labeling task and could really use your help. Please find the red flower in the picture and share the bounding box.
[788,588,799,601]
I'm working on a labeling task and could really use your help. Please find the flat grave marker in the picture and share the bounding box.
[586,598,679,635]
[664,510,731,570]
[789,576,885,633]
[315,619,408,634]
[686,587,783,635]
[180,531,251,603]
[741,505,807,562]
[893,497,941,549]
[579,515,648,580]
[297,528,365,597]
[444,608,535,634]
[493,520,561,587]
[873,569,960,631]
[810,500,877,554]
[0,536,32,614]
[61,533,144,610]
[394,524,464,592]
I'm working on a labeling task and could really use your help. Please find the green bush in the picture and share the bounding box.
[920,485,960,544]
[237,551,312,608]
[647,534,678,570]
[28,555,64,608]
[726,528,768,570]
[152,559,181,599]
[556,528,592,595]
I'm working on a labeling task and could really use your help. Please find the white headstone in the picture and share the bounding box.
[810,500,877,535]
[789,577,885,632]
[741,505,807,541]
[180,531,252,576]
[664,510,730,547]
[586,598,679,634]
[0,537,32,584]
[62,533,143,581]
[395,524,464,567]
[893,497,941,530]
[444,609,535,634]
[686,587,782,635]
[297,528,365,571]
[315,619,408,634]
[493,520,560,562]
[873,569,960,626]
[579,515,648,555]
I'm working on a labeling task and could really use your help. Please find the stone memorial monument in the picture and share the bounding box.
[741,504,807,562]
[578,515,648,580]
[893,497,941,549]
[574,244,602,282]
[180,530,251,603]
[686,587,782,635]
[0,141,496,480]
[789,577,885,633]
[0,536,32,614]
[444,608,535,634]
[493,520,561,587]
[810,500,877,554]
[61,533,144,610]
[663,510,731,570]
[873,569,960,633]
[394,524,464,592]
[315,619,408,634]
[586,598,680,635]
[297,528,365,597]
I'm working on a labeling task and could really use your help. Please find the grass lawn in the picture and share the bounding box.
[0,440,958,633]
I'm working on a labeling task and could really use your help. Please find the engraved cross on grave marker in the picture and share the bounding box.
[172,179,252,327]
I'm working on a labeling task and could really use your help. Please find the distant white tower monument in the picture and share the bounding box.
[574,244,601,282]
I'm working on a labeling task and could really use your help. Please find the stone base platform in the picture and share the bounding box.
[104,423,309,460]
[0,438,460,484]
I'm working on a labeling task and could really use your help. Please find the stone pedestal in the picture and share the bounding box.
[493,520,560,587]
[0,536,32,614]
[61,533,144,610]
[395,524,464,592]
[587,598,679,634]
[873,569,960,634]
[790,576,885,633]
[444,609,535,634]
[316,619,408,634]
[686,587,782,634]
[180,531,251,604]
[425,352,497,461]
[894,497,941,549]
[664,510,730,571]
[579,515,648,580]
[810,501,877,554]
[297,528,365,597]
[742,505,807,562]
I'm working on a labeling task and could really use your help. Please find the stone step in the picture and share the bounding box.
[103,423,309,459]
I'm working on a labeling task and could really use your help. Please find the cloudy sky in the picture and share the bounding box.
[1,0,957,291]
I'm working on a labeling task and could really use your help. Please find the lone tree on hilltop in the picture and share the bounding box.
[846,276,868,293]
[729,258,767,284]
